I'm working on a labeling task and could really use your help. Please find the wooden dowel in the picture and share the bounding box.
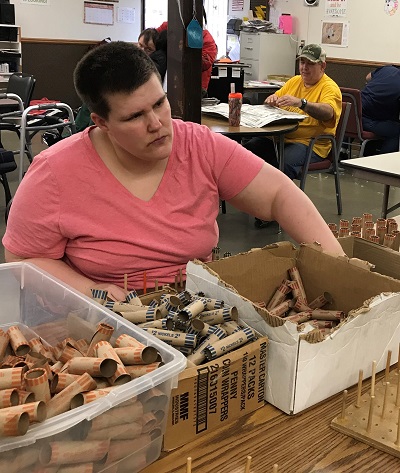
[186,456,192,473]
[382,382,390,418]
[385,350,392,383]
[244,455,252,473]
[371,360,377,397]
[341,389,348,420]
[143,271,147,295]
[154,279,159,292]
[396,409,400,447]
[272,464,279,473]
[367,395,375,433]
[355,369,363,408]
[123,273,128,292]
[179,268,183,289]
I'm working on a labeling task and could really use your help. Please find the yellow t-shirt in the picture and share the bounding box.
[275,74,342,158]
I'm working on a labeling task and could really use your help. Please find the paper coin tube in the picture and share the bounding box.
[114,346,158,364]
[199,307,238,324]
[0,388,19,408]
[266,280,292,310]
[124,362,161,378]
[86,323,115,356]
[46,372,97,418]
[142,328,197,348]
[191,296,224,310]
[70,387,118,408]
[285,312,313,323]
[50,373,81,394]
[204,327,256,360]
[308,292,333,309]
[0,411,29,437]
[106,437,152,465]
[86,421,143,441]
[57,464,94,473]
[140,387,169,412]
[90,401,144,432]
[3,400,47,423]
[126,289,143,306]
[67,357,117,378]
[311,309,344,321]
[39,440,110,466]
[7,326,30,357]
[17,389,35,404]
[0,329,10,360]
[179,299,207,321]
[220,320,241,335]
[267,299,293,317]
[90,288,108,304]
[24,367,51,402]
[0,367,24,390]
[115,333,146,349]
[122,307,162,323]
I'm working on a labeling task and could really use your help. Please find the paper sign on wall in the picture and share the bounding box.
[325,0,347,17]
[21,0,50,5]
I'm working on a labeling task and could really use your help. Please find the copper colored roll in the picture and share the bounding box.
[0,388,19,408]
[59,344,85,364]
[50,361,64,374]
[308,292,333,310]
[141,411,158,433]
[89,401,143,431]
[311,309,344,321]
[370,235,380,244]
[0,410,29,437]
[57,464,94,473]
[392,230,400,251]
[350,223,361,233]
[67,357,117,378]
[140,388,169,412]
[105,437,152,465]
[311,319,337,329]
[362,220,375,238]
[376,225,387,245]
[17,389,35,404]
[288,267,308,303]
[0,367,24,390]
[74,338,90,354]
[7,326,30,357]
[293,299,312,312]
[115,333,146,350]
[339,219,349,229]
[114,346,159,365]
[285,312,313,323]
[338,227,349,237]
[267,299,293,317]
[2,400,47,423]
[86,422,143,441]
[328,222,337,231]
[332,230,339,238]
[383,233,395,249]
[124,362,161,378]
[86,323,115,357]
[1,355,25,368]
[0,446,40,471]
[350,231,361,237]
[108,364,131,386]
[46,373,97,418]
[93,378,110,389]
[50,373,81,394]
[364,227,375,240]
[362,212,373,227]
[24,367,51,402]
[0,329,10,360]
[39,440,110,466]
[266,280,292,310]
[70,387,118,408]
[376,217,386,228]
[352,216,362,225]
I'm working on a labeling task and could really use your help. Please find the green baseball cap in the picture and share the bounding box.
[297,44,326,63]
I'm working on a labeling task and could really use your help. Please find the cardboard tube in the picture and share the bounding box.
[267,299,293,317]
[57,464,94,473]
[50,361,64,375]
[94,341,131,385]
[220,321,241,335]
[17,389,35,404]
[86,422,143,441]
[0,388,19,408]
[201,306,238,324]
[59,344,85,364]
[115,334,146,350]
[190,296,224,310]
[7,326,30,357]
[105,437,152,465]
[311,309,344,321]
[187,328,226,365]
[0,329,10,360]
[338,227,349,237]
[74,339,90,354]
[384,233,395,249]
[71,387,118,408]
[285,311,313,323]
[179,299,207,321]
[124,362,161,378]
[51,373,81,394]
[138,319,169,330]
[67,357,117,378]
[46,373,97,418]
[108,364,132,386]
[121,307,162,323]
[114,346,159,365]
[39,440,110,466]
[266,280,292,310]
[339,219,349,228]
[0,367,24,390]
[308,292,333,309]
[2,400,47,422]
[287,267,308,303]
[140,387,169,412]
[141,411,158,433]
[89,401,143,431]
[24,367,51,402]
[142,328,197,348]
[86,323,115,357]
[204,328,256,361]
[126,289,143,306]
[377,225,386,245]
[0,410,29,437]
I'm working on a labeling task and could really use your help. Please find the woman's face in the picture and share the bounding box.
[138,36,156,55]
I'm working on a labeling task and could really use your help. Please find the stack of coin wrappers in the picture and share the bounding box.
[93,288,258,368]
[254,266,347,337]
[329,214,400,250]
[0,320,169,472]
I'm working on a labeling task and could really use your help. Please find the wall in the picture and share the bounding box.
[16,0,141,41]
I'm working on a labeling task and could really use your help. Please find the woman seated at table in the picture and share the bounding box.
[2,41,344,300]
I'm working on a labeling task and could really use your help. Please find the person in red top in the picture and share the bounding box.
[156,21,217,96]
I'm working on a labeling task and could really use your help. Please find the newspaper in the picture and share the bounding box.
[201,104,306,128]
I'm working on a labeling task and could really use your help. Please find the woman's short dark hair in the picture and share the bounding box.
[138,28,159,45]
[74,41,159,119]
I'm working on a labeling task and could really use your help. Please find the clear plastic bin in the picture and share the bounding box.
[0,262,186,472]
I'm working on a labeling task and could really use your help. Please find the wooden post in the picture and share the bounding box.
[168,0,202,122]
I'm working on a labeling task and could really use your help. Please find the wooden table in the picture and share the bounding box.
[142,374,400,473]
[341,153,400,218]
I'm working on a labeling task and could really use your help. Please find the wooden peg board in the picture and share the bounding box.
[331,369,400,458]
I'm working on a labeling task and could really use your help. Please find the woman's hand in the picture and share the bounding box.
[88,283,128,302]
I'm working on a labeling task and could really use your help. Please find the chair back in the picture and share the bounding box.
[333,101,351,160]
[6,73,36,108]
[340,87,362,140]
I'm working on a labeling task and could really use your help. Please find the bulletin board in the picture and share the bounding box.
[84,2,114,26]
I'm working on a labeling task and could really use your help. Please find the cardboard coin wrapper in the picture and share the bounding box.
[0,262,186,473]
[186,242,400,415]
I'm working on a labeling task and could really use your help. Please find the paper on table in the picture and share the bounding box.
[201,103,306,128]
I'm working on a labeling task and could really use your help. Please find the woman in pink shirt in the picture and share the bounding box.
[3,42,343,300]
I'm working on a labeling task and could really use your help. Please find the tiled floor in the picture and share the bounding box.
[1,131,399,263]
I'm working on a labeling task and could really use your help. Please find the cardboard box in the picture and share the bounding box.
[186,242,400,414]
[339,236,400,280]
[0,262,186,473]
[163,336,268,450]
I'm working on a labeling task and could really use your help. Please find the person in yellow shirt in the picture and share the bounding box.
[245,44,342,181]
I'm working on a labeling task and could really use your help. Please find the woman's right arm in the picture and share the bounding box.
[4,248,128,301]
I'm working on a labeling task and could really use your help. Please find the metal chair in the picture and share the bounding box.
[340,87,382,157]
[298,101,351,215]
